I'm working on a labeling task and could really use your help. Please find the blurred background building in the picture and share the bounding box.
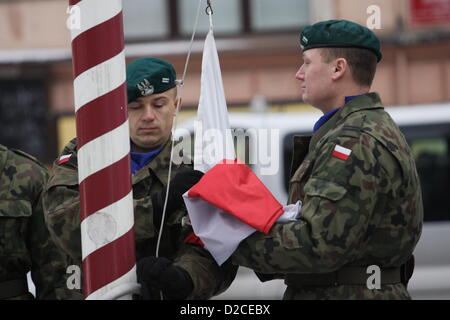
[0,0,449,162]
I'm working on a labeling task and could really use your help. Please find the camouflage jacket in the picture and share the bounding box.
[0,144,68,300]
[43,138,237,300]
[232,93,423,299]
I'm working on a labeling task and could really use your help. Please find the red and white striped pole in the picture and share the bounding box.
[69,0,137,299]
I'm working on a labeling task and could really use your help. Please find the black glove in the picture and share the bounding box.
[153,169,203,228]
[136,256,194,300]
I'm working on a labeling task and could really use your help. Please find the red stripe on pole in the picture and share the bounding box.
[76,84,128,149]
[72,12,125,78]
[71,1,136,299]
[79,154,132,221]
[83,229,136,296]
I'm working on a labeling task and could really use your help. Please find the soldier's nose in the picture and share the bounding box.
[295,67,305,81]
[141,106,156,121]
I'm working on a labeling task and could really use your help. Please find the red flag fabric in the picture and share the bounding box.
[187,160,283,234]
[183,231,205,247]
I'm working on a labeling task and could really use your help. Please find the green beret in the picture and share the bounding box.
[300,20,382,62]
[126,57,177,103]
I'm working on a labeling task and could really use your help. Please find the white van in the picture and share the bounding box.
[176,102,450,300]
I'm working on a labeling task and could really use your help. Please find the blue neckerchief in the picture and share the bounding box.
[344,95,362,104]
[131,146,164,175]
[312,95,362,133]
[313,108,340,133]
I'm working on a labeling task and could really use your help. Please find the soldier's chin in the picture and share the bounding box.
[301,94,310,104]
[132,139,161,152]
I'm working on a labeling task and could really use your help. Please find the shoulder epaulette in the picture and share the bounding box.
[67,138,78,152]
[10,148,45,168]
[340,114,366,139]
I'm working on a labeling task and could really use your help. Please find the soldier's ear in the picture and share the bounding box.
[331,58,347,81]
[173,97,182,116]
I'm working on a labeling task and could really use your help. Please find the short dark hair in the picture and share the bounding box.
[320,47,378,87]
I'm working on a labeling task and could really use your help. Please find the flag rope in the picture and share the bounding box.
[154,0,205,300]
[155,0,203,258]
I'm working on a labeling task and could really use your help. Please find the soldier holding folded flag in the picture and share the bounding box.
[227,20,423,300]
[43,57,237,300]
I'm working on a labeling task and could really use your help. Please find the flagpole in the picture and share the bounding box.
[69,0,138,300]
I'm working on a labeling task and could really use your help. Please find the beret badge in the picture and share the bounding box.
[137,79,154,97]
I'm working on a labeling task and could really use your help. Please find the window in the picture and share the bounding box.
[401,123,450,222]
[0,78,49,162]
[250,0,310,31]
[121,0,312,42]
[178,0,242,36]
[408,134,450,222]
[122,0,169,40]
[282,131,309,194]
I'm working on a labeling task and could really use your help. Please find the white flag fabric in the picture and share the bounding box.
[193,29,235,172]
[184,191,256,265]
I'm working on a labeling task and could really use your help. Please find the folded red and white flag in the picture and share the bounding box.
[184,185,302,265]
[189,160,284,233]
[184,160,290,265]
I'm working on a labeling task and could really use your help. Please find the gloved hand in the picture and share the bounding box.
[153,169,203,228]
[136,256,194,300]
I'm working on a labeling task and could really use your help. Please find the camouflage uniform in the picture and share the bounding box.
[0,144,68,300]
[43,138,237,299]
[232,93,423,299]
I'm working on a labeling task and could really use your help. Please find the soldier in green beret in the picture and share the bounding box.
[0,144,69,299]
[230,20,423,299]
[43,57,237,300]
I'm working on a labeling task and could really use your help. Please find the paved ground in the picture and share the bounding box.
[213,267,286,300]
[27,265,450,300]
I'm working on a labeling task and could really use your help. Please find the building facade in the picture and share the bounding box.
[0,0,449,161]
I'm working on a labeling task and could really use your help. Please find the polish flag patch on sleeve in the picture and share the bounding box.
[332,145,352,160]
[57,154,72,165]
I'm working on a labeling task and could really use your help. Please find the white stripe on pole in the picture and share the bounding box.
[77,120,130,183]
[74,51,126,112]
[80,191,134,260]
[85,266,139,300]
[71,0,136,300]
[70,0,123,41]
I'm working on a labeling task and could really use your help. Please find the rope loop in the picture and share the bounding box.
[205,0,213,15]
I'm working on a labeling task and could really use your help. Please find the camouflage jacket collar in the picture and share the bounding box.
[309,92,383,152]
[132,138,173,186]
[338,92,383,120]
